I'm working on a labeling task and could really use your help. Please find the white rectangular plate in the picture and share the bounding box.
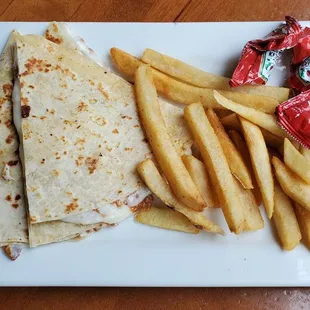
[0,21,310,287]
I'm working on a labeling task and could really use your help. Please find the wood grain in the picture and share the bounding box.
[0,0,310,308]
[176,0,310,22]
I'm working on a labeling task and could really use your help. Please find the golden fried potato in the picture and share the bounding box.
[273,182,301,251]
[142,48,289,102]
[272,157,310,211]
[182,155,220,207]
[233,178,264,231]
[284,139,310,183]
[294,203,310,249]
[111,48,280,111]
[184,103,245,234]
[214,91,288,139]
[137,159,224,235]
[229,130,262,205]
[135,65,205,211]
[206,108,253,189]
[135,205,200,234]
[240,117,274,218]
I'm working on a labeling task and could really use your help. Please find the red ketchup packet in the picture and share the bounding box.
[289,27,310,94]
[275,89,310,149]
[230,16,302,87]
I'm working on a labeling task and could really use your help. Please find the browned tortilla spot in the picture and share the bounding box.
[21,97,29,105]
[45,30,63,44]
[2,83,13,96]
[112,129,119,134]
[130,195,153,213]
[7,160,18,166]
[98,82,109,99]
[5,134,13,144]
[15,194,21,201]
[12,203,19,209]
[5,195,12,201]
[85,157,99,174]
[21,105,31,118]
[65,198,79,214]
[78,101,88,112]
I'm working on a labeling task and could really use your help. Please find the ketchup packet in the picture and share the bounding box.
[230,16,302,87]
[275,89,310,149]
[289,27,310,94]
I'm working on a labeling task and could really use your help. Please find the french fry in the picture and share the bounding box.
[229,130,262,205]
[234,178,264,231]
[137,159,225,235]
[284,138,310,183]
[182,155,219,207]
[300,145,310,161]
[273,182,301,251]
[184,103,245,234]
[135,65,206,211]
[221,113,283,149]
[110,47,140,82]
[240,117,274,218]
[142,48,289,102]
[221,113,241,131]
[111,48,280,111]
[206,108,253,189]
[294,203,310,249]
[272,157,310,211]
[142,48,229,88]
[135,205,200,234]
[214,91,288,139]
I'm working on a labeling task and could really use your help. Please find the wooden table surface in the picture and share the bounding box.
[1,0,310,309]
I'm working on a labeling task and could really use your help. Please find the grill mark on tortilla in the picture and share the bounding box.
[97,82,109,99]
[85,157,99,174]
[21,105,31,118]
[78,101,88,112]
[45,30,63,45]
[5,134,14,144]
[130,195,153,213]
[2,83,13,96]
[65,198,79,214]
[21,97,29,105]
[5,120,12,127]
[7,160,18,166]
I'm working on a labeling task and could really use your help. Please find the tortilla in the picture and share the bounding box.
[0,31,28,246]
[29,221,104,247]
[13,33,154,224]
[45,22,103,66]
[44,22,193,157]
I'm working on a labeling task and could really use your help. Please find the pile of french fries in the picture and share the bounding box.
[111,47,310,251]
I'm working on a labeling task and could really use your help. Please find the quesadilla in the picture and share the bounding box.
[1,22,192,253]
[43,22,192,225]
[0,31,28,259]
[13,33,153,223]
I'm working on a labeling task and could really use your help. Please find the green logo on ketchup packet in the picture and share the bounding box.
[259,50,282,82]
[297,57,310,86]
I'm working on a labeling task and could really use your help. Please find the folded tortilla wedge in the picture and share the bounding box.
[0,31,28,258]
[42,22,192,226]
[3,22,193,253]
